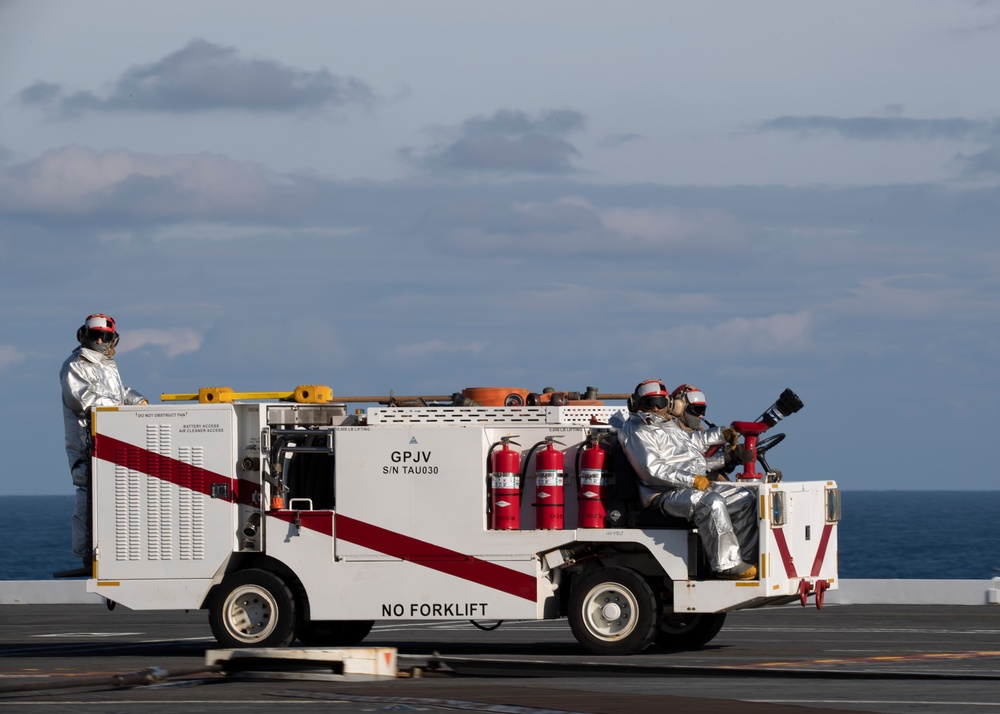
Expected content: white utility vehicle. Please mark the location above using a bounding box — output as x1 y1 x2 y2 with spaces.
86 385 839 655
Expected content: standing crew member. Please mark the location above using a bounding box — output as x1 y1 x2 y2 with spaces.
60 314 147 575
611 379 758 580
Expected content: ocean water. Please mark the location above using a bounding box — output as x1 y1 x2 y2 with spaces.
1 492 998 581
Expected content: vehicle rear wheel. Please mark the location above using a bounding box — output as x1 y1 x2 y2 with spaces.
568 567 658 655
209 569 296 648
297 619 374 646
654 612 726 649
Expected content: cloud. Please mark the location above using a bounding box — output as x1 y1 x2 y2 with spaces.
952 146 1000 177
431 196 746 255
0 345 26 372
757 115 1000 142
401 109 586 174
831 274 978 319
600 204 745 250
640 312 814 357
0 145 310 221
18 39 375 118
117 328 202 358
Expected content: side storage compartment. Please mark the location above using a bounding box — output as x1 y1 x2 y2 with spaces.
91 404 239 594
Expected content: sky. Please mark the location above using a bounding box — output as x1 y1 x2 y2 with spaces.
2 0 999 496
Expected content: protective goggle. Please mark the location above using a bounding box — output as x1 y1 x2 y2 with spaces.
644 395 669 411
86 329 117 342
685 403 706 417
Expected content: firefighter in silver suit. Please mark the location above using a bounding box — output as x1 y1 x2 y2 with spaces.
670 383 752 480
611 379 758 580
60 314 147 572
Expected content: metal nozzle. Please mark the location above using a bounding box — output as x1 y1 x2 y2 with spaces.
758 388 804 428
241 513 261 538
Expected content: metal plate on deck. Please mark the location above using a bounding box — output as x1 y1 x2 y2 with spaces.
206 647 397 681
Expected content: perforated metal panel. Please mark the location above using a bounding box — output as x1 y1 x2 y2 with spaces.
267 404 348 426
366 406 627 425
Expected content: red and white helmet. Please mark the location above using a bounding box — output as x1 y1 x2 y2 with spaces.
670 383 707 419
630 378 670 412
77 313 120 353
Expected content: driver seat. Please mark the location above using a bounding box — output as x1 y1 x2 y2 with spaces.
604 440 691 529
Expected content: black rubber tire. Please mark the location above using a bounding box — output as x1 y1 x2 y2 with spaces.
208 569 297 648
296 619 374 647
654 612 727 650
568 567 658 655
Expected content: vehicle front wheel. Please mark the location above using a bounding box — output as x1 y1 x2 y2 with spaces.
209 569 296 648
297 620 374 647
568 567 658 655
654 612 726 650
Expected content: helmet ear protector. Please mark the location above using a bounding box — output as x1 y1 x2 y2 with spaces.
668 395 687 418
670 383 707 418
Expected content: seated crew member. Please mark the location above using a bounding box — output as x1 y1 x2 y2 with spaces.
670 383 752 481
610 379 758 580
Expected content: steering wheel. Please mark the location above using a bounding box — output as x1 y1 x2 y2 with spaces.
755 433 785 457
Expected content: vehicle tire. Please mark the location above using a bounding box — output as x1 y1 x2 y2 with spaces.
568 567 658 655
654 612 726 650
297 619 374 647
209 569 296 648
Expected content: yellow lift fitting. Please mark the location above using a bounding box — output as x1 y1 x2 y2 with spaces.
161 385 334 404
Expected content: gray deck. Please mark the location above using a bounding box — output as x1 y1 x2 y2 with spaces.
1 600 998 713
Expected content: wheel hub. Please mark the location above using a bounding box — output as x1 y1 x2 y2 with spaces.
584 585 636 639
241 598 267 625
601 602 623 621
225 587 276 640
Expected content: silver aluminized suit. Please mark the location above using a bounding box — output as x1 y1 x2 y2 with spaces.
60 346 146 559
610 410 758 572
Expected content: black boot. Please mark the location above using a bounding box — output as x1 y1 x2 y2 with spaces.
53 556 92 579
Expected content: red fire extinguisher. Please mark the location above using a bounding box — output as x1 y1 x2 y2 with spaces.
489 436 521 530
534 437 565 530
577 434 611 529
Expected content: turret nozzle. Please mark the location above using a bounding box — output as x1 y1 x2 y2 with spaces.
758 388 804 428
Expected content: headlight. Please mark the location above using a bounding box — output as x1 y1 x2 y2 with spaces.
770 491 788 527
825 488 842 523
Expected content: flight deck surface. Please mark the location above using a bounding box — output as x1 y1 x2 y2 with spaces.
1 603 998 713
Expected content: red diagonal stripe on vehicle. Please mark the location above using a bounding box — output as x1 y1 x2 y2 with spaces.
335 514 538 602
771 528 797 579
810 523 835 577
92 433 257 505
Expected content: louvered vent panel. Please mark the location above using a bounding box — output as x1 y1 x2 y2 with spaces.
115 445 141 560
178 446 206 560
145 425 173 560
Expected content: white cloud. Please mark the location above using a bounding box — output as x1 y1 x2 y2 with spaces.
600 205 746 250
440 196 746 255
0 145 298 219
832 274 971 319
640 312 814 357
117 328 202 358
0 345 26 372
